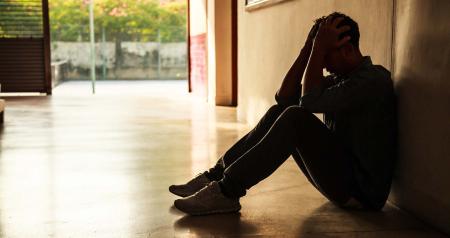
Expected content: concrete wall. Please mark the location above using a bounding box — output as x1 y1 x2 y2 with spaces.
237 0 393 124
236 0 450 234
389 0 450 234
51 42 187 80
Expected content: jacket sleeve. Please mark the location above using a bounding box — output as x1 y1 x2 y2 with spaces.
299 75 379 113
274 87 301 106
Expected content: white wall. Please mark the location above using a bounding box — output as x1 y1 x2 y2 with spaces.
206 0 216 103
189 0 207 36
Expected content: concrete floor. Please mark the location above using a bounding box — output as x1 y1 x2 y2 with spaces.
0 81 446 237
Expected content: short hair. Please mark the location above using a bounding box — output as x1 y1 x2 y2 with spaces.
314 12 360 48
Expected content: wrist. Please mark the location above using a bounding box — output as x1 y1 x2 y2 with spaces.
311 44 327 58
302 38 314 50
300 45 312 57
299 48 310 58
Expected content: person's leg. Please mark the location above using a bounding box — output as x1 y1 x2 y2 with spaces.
291 149 319 190
206 104 288 181
169 104 290 198
221 106 354 205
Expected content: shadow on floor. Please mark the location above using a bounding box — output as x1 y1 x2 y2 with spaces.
295 202 443 237
172 205 258 236
169 200 445 237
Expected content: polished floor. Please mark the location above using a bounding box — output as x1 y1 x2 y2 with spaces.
0 81 446 237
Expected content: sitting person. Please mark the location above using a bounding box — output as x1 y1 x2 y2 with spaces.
169 12 397 215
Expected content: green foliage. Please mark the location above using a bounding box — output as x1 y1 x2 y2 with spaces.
0 0 43 38
49 0 186 42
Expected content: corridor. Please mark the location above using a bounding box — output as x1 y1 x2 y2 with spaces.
0 81 444 237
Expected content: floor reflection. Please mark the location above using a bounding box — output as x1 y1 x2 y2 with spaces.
174 212 258 236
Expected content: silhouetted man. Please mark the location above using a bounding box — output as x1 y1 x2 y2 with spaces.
170 12 397 215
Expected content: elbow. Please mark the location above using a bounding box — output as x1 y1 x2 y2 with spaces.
299 100 320 113
300 99 340 113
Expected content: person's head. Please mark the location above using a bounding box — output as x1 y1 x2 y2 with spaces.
314 12 362 75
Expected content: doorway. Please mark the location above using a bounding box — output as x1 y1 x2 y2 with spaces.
49 0 188 94
188 0 237 106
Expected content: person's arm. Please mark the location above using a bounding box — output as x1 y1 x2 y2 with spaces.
275 23 319 105
300 75 379 113
302 45 327 96
302 17 351 96
276 46 311 98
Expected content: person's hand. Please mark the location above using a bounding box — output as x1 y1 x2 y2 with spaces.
313 17 351 53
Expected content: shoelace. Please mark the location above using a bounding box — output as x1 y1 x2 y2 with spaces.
193 181 217 199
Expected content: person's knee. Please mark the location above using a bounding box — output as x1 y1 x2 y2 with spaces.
268 104 284 112
283 105 310 117
266 104 286 116
278 106 316 127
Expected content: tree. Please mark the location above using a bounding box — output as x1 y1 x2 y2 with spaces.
158 1 187 42
49 0 186 42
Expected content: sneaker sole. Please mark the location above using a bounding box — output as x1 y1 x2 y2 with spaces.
174 202 241 216
188 207 242 216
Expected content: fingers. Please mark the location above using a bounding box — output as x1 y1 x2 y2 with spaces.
336 36 351 47
324 17 349 30
337 25 351 33
324 16 341 27
325 16 333 25
327 17 350 35
331 17 344 27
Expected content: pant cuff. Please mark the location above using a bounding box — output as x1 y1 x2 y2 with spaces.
220 174 246 198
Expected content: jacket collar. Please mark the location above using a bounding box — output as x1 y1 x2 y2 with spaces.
345 56 372 78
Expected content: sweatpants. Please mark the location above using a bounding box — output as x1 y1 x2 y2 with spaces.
206 104 363 206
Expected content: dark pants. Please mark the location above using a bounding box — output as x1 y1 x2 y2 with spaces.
207 104 358 205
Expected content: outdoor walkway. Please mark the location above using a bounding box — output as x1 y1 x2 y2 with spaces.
0 81 445 237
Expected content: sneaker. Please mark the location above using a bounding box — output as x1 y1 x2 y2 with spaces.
174 181 241 216
169 173 211 197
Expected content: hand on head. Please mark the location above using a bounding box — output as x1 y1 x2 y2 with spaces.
313 16 351 53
